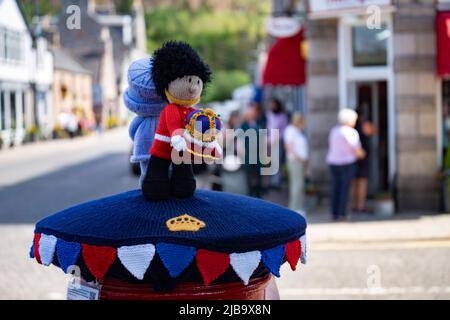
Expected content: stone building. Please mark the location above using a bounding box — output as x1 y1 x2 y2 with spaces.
53 0 147 128
52 47 94 131
270 0 450 211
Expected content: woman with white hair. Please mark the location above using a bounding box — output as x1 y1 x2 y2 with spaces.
327 108 366 221
284 113 309 216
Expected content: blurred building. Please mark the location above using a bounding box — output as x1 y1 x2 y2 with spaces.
47 0 147 129
0 0 53 147
52 47 94 131
268 0 450 211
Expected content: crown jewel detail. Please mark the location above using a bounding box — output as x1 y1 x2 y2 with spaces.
166 214 206 232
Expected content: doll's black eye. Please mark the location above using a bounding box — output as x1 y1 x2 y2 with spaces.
188 78 191 83
197 80 200 84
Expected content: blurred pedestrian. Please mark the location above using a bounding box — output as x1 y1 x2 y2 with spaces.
327 108 366 221
284 113 309 216
266 98 289 189
351 106 377 213
221 110 247 195
240 102 266 198
67 112 78 139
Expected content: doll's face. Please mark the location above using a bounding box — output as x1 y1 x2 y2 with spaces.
167 75 203 105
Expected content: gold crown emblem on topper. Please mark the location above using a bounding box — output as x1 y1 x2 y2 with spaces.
166 214 206 232
185 108 221 143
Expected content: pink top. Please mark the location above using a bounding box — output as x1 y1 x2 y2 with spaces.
266 111 289 144
326 125 361 165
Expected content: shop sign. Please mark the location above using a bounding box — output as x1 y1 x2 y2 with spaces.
309 0 392 14
266 16 302 38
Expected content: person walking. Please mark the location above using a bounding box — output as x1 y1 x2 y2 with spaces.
284 113 309 216
266 98 289 189
351 107 377 213
241 102 266 198
327 108 366 221
220 110 247 195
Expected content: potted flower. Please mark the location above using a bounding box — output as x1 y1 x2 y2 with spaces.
24 126 39 143
441 148 450 212
374 191 395 217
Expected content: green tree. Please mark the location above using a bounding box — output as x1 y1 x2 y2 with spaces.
202 70 250 103
18 0 60 23
115 0 133 14
145 3 269 101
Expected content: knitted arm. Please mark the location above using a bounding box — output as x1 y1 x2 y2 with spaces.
129 116 145 141
165 104 184 136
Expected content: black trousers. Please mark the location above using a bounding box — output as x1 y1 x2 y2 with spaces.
330 163 357 218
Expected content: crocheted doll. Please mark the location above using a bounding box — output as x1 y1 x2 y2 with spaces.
124 58 166 184
142 41 220 201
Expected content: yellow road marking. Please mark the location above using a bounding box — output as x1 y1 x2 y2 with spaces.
310 238 450 251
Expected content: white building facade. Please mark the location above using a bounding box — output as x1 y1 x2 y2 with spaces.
0 0 53 148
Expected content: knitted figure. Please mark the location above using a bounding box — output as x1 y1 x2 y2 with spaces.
142 41 219 201
124 58 166 184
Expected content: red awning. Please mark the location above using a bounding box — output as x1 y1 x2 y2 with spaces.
437 12 450 78
262 30 306 86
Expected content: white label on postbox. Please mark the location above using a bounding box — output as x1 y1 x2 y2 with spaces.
67 281 100 300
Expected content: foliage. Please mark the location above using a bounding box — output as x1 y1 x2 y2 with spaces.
115 0 133 15
444 148 450 170
18 0 60 23
144 4 269 75
202 69 250 103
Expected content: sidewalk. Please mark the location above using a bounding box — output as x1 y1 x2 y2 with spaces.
263 187 450 245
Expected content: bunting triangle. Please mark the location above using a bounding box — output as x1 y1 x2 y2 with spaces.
56 239 81 273
196 249 230 285
39 234 57 266
29 241 35 259
261 245 285 277
156 243 196 278
81 244 116 280
118 244 155 280
33 233 42 264
230 251 261 285
300 234 307 264
285 240 301 271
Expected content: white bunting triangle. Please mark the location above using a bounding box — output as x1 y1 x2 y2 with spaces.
230 251 261 285
39 234 57 266
300 234 307 264
118 244 155 280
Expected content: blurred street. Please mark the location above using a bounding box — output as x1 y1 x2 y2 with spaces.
0 127 449 299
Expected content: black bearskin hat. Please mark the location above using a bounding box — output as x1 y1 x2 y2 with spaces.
151 41 212 101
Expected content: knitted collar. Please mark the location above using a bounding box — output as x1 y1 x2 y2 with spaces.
124 90 166 117
165 89 200 106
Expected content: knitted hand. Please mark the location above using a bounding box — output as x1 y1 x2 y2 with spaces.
214 141 223 157
171 135 187 152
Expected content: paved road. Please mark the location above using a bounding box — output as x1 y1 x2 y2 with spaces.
0 128 139 299
1 127 449 299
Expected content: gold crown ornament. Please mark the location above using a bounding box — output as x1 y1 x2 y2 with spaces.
185 108 221 143
166 214 206 232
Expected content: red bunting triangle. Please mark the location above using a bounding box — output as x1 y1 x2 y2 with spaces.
286 240 301 271
196 249 230 285
34 233 42 264
81 244 116 280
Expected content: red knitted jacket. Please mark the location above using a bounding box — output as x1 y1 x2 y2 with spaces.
150 103 196 160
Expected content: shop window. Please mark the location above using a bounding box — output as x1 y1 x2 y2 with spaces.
61 85 68 99
0 27 5 61
0 91 5 130
352 24 388 67
10 93 16 129
5 30 23 62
